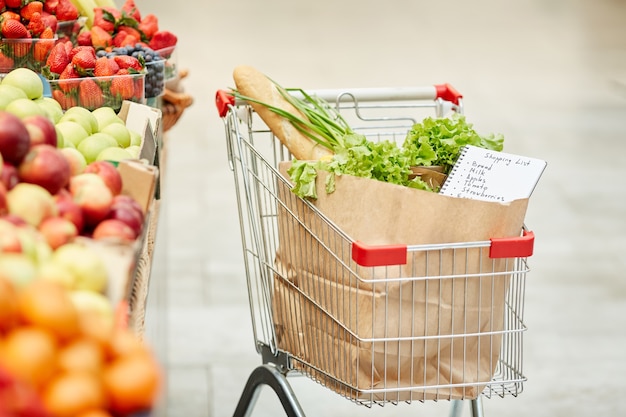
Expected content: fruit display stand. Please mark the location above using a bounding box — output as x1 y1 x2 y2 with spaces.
160 69 193 133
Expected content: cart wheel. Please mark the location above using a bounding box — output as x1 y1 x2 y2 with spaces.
233 364 306 417
448 397 485 417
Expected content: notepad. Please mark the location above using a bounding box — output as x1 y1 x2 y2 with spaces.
439 145 547 203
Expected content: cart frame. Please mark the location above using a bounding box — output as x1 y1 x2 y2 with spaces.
216 84 530 417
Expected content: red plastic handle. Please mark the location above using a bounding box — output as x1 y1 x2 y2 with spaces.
351 241 407 267
216 89 235 118
434 83 463 105
489 229 535 259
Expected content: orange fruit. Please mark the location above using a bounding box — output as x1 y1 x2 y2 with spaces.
103 352 162 414
0 326 58 390
105 327 150 360
42 371 106 417
17 279 80 341
57 337 105 375
76 410 114 417
0 277 18 333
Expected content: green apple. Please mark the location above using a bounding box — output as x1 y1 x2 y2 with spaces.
54 126 65 148
55 121 89 148
36 261 76 289
125 145 141 158
77 133 118 163
59 109 96 135
96 146 134 162
129 129 142 147
0 84 28 110
4 98 47 119
100 122 131 148
91 106 124 131
0 253 38 288
70 290 114 330
50 243 108 292
34 97 64 124
1 68 44 100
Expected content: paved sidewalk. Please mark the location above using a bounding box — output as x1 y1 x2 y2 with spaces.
136 0 626 416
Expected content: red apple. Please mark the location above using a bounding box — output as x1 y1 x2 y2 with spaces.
54 190 85 233
106 203 143 237
111 194 144 217
0 162 19 190
38 216 78 249
22 114 58 148
92 218 137 242
0 182 7 216
18 144 71 195
83 160 123 196
0 111 31 166
70 173 113 228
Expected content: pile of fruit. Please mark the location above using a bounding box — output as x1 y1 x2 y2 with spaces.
0 65 162 416
0 278 162 417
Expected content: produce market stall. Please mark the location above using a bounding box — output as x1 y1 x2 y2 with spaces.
0 0 191 414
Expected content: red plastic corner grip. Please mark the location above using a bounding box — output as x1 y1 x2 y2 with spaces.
434 83 463 105
216 89 235 118
489 230 535 259
351 241 408 267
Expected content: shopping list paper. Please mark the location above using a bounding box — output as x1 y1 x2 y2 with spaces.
439 145 547 203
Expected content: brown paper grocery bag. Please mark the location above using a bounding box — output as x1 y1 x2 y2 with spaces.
273 162 528 401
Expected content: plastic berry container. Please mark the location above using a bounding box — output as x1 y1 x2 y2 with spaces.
0 36 58 73
47 73 146 112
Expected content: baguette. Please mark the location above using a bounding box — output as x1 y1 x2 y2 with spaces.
233 65 333 161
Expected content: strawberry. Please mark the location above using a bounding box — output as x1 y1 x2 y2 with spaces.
0 51 15 72
68 45 94 61
148 30 177 51
117 25 142 41
5 0 22 8
118 33 138 48
34 26 54 62
113 55 142 71
0 11 21 21
110 68 135 100
93 7 120 32
46 41 70 74
113 30 129 47
20 1 43 21
62 39 73 56
26 11 45 36
138 13 158 39
94 56 113 77
107 56 120 74
43 0 59 14
90 25 112 50
78 78 104 109
76 30 92 46
55 0 79 21
1 19 29 39
40 12 58 33
52 89 77 110
58 63 80 92
121 0 141 22
72 48 97 75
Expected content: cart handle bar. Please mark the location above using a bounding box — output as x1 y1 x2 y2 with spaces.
215 84 463 118
352 229 534 267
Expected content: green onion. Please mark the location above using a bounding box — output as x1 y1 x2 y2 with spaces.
231 78 353 152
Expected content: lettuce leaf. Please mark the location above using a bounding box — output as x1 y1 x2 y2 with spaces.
288 114 504 199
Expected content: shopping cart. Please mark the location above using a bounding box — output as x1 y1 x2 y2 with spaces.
215 84 532 417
